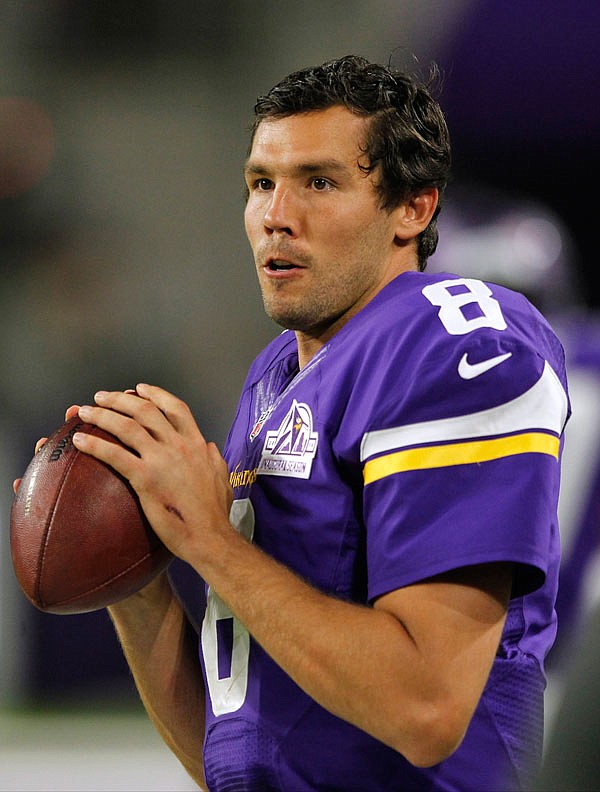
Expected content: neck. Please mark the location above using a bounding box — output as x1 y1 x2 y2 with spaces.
295 333 324 370
294 264 418 368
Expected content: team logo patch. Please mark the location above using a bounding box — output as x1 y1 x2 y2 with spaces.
257 400 318 479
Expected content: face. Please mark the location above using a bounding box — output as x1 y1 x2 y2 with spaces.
243 106 413 356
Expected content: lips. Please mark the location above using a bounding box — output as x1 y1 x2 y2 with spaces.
262 253 307 277
267 259 297 271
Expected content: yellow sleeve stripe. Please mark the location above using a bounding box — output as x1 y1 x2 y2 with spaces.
363 431 560 485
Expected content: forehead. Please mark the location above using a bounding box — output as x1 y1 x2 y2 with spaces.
247 106 370 170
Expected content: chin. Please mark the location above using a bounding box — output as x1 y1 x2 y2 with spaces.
263 300 303 330
267 311 303 331
262 295 336 335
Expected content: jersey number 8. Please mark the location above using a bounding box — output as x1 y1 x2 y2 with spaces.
201 499 254 715
422 277 507 335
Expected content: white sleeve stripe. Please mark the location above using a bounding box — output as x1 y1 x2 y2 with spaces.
360 361 568 463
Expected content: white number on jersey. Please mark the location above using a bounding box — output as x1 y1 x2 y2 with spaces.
422 278 507 335
201 499 254 715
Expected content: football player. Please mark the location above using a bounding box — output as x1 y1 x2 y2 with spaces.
40 57 571 791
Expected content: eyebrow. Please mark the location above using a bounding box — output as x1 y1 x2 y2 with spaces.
243 159 354 179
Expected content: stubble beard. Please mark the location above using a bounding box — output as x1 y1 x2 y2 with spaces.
259 266 372 337
260 282 332 333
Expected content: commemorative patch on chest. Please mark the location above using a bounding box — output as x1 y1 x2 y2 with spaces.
257 399 319 479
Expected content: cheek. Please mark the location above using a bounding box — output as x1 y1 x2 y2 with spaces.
325 225 372 269
243 205 253 240
243 200 262 244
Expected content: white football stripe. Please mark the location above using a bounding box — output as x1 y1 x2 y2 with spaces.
360 361 568 462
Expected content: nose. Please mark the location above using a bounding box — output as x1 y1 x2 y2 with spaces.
263 185 299 237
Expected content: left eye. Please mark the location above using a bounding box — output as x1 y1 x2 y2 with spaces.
312 178 330 190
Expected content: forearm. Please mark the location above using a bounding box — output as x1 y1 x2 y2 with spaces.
193 523 485 767
108 572 207 788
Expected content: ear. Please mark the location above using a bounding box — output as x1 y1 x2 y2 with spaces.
392 188 439 242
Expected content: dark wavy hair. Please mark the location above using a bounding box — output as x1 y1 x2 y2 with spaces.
250 55 451 270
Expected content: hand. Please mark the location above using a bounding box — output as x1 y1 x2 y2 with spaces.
12 404 81 495
71 385 234 566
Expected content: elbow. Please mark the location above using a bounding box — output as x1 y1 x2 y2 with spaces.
390 700 470 768
402 736 464 769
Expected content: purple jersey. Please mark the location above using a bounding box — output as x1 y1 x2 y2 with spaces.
199 271 569 792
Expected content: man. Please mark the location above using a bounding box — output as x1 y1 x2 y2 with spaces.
41 57 569 790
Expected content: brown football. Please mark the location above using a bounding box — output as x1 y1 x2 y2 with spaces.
10 416 173 614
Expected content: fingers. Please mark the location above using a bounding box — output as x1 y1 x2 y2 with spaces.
35 436 48 454
12 401 114 497
13 387 203 502
77 401 153 462
134 383 197 435
13 431 49 495
81 386 199 442
72 426 142 484
65 405 80 421
73 386 204 483
78 390 165 445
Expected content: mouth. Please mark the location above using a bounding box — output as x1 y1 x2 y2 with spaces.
263 256 305 274
267 260 297 271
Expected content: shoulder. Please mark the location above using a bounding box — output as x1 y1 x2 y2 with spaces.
342 270 556 352
339 271 569 433
371 270 560 353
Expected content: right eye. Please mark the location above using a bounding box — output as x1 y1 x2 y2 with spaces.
255 178 273 191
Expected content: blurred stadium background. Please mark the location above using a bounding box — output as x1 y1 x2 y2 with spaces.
1 1 598 789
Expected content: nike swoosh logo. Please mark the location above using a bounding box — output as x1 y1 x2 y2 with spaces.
458 351 513 380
